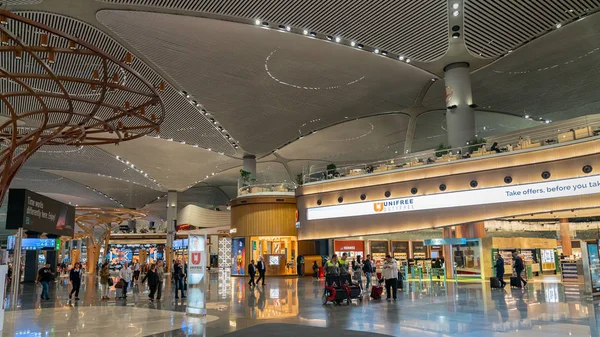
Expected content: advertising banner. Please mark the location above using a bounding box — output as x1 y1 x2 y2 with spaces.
6 189 75 237
231 238 246 275
187 234 207 316
307 174 600 221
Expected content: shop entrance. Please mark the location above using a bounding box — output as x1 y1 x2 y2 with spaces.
334 240 364 259
250 236 298 275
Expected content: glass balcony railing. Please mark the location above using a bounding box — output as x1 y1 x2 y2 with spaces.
237 179 297 196
303 116 600 184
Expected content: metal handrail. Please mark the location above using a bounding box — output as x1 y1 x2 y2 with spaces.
237 180 297 196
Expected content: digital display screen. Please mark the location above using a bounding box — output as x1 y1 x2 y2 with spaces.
588 243 600 293
7 236 56 251
269 255 280 266
6 189 75 237
173 238 189 250
108 244 164 270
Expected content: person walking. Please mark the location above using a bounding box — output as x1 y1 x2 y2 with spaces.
173 260 186 299
248 259 256 286
133 260 141 283
312 261 319 280
36 263 53 300
382 255 398 301
352 256 364 289
142 263 159 302
512 252 527 288
256 256 266 286
69 262 83 300
494 253 507 288
119 262 133 298
156 260 165 300
99 262 111 300
363 255 373 289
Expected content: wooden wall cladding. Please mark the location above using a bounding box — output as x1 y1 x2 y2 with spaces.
231 197 297 237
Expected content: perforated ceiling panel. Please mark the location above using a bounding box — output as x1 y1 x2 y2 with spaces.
14 11 237 155
4 0 42 5
464 0 600 58
97 0 449 62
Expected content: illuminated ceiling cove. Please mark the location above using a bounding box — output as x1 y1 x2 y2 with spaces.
2 0 600 224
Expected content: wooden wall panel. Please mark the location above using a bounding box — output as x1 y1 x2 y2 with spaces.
231 199 297 237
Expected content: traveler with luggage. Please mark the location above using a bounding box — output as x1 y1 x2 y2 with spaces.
512 252 527 288
363 255 373 289
493 253 506 288
382 254 398 301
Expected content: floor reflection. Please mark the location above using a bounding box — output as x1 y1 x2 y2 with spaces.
5 272 600 336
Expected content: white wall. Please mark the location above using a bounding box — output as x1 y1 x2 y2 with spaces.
177 204 230 228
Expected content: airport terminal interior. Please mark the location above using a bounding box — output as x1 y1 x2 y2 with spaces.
2 0 600 336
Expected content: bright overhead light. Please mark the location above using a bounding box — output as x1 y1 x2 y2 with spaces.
285 26 291 32
303 29 308 35
357 44 364 49
453 3 459 9
399 56 405 61
381 51 387 56
556 23 562 28
326 35 333 41
453 10 460 16
546 120 552 123
374 49 380 54
406 58 411 63
309 32 317 37
335 37 341 43
254 19 261 25
524 114 530 118
431 78 437 81
350 41 356 47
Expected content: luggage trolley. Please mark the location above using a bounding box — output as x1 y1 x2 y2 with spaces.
322 275 350 306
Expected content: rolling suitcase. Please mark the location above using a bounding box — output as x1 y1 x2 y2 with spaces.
490 277 501 289
510 276 521 288
370 285 383 300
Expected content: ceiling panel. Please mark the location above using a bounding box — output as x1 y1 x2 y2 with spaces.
464 0 600 58
14 11 237 155
97 0 449 62
44 170 165 208
470 11 600 122
278 114 409 163
97 136 241 191
96 10 434 154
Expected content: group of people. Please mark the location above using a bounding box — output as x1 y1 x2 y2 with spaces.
323 253 400 301
494 251 528 288
247 256 266 287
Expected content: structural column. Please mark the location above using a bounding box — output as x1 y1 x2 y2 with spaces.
442 227 454 279
166 190 178 273
45 234 59 272
23 231 40 283
243 155 257 179
455 222 485 239
444 62 476 149
560 218 572 256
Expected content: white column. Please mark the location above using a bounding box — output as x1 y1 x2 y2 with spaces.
166 191 178 248
444 62 476 148
243 155 257 179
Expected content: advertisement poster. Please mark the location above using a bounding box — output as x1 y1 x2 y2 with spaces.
187 234 207 316
108 244 164 270
6 189 75 237
231 238 246 275
587 243 600 293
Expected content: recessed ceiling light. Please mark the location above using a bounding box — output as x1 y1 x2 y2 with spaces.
303 29 308 35
546 120 552 123
326 35 333 41
508 50 513 53
399 56 405 61
334 37 341 43
254 19 261 25
357 44 364 49
524 114 530 118
431 78 437 81
350 41 356 47
310 32 317 37
374 49 380 54
261 22 269 27
556 23 562 28
406 58 411 63
285 26 291 32
453 3 459 9
452 32 460 38
381 51 387 56
453 10 460 16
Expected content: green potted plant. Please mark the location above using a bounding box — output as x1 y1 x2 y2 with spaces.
239 169 252 182
326 163 337 177
295 173 304 186
468 137 487 153
434 143 451 157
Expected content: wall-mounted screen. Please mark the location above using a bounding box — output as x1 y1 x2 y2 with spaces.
108 244 164 270
7 236 56 251
6 189 75 237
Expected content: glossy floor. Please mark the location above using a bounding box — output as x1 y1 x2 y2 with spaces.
3 272 600 337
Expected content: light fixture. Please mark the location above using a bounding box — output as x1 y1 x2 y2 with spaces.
524 114 530 118
508 50 513 53
453 10 460 16
254 19 261 25
357 44 364 49
399 56 405 61
381 51 387 56
452 32 460 38
545 120 551 124
261 22 269 27
326 35 333 41
556 23 562 28
374 49 380 54
335 37 341 43
406 58 411 63
350 41 356 47
285 26 291 32
310 32 317 37
303 29 308 35
431 78 437 82
453 3 459 9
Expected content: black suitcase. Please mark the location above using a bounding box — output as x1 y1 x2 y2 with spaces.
510 276 521 288
346 284 362 299
490 277 501 289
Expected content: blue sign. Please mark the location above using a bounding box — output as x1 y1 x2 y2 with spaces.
423 238 467 246
7 237 56 251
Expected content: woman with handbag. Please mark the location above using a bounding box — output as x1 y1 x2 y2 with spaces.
99 262 111 300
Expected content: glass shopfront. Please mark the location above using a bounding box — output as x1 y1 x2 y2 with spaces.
250 236 298 275
453 239 482 278
391 241 409 261
369 240 389 264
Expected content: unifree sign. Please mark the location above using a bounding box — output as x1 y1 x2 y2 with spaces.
306 174 600 221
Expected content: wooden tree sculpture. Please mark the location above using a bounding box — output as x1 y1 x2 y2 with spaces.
0 10 165 203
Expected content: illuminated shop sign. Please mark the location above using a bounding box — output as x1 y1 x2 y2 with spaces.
307 174 600 221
